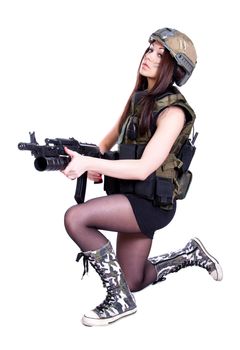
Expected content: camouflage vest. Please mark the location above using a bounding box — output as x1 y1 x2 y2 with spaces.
116 86 197 209
104 87 197 210
118 87 195 148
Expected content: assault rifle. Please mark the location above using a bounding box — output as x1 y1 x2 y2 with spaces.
18 132 118 203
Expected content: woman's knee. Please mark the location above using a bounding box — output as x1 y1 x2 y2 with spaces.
64 204 80 233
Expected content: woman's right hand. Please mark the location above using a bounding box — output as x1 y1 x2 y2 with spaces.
87 170 103 183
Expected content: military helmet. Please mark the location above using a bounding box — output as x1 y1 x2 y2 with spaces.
149 27 197 86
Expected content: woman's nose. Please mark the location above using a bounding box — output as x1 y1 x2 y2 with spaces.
146 51 154 61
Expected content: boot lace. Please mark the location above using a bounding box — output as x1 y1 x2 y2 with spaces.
157 250 211 282
95 286 117 313
76 252 117 312
76 252 89 278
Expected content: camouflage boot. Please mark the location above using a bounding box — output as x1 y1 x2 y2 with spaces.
76 241 137 326
149 237 223 283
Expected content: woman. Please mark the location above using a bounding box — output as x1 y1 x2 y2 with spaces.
62 28 223 327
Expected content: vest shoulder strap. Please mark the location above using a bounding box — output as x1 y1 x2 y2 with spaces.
153 87 194 121
153 88 196 155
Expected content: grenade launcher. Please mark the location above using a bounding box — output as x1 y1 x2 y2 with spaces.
18 132 117 204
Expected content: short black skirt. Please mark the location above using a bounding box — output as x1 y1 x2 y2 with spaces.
124 194 176 239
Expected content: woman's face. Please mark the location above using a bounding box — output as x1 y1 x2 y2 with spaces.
139 41 165 88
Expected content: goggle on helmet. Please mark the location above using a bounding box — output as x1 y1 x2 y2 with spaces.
149 27 197 86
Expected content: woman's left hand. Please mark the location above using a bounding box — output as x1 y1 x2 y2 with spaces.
62 147 87 180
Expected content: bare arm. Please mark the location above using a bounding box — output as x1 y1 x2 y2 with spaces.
63 106 185 180
87 116 120 181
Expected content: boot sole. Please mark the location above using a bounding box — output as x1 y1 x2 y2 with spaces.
192 237 223 281
82 307 137 327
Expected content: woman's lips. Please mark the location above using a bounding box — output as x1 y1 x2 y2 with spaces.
142 62 150 69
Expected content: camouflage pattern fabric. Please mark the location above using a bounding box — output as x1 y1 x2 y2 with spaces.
149 237 223 283
149 27 197 86
116 87 196 210
76 241 137 326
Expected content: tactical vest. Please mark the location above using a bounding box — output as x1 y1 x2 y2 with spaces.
104 86 197 210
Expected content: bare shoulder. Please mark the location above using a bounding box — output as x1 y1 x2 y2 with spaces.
156 106 185 126
157 106 185 123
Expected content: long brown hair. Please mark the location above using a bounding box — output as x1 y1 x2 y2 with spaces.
118 47 181 135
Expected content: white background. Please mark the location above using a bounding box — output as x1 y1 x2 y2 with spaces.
0 0 239 348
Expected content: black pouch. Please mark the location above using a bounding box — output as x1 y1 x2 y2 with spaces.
154 176 174 206
118 144 137 193
178 139 196 173
103 151 120 195
104 176 120 195
136 144 146 159
119 179 135 193
119 144 137 159
134 173 155 200
176 171 192 200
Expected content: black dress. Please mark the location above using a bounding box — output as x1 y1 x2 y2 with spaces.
124 193 176 239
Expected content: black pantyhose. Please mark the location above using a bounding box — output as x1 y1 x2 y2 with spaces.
64 194 157 291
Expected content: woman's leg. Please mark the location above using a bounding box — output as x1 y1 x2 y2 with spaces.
64 193 157 291
64 194 145 252
80 240 137 326
116 232 157 292
64 194 144 326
